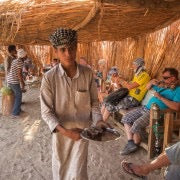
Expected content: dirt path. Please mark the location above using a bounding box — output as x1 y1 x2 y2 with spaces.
0 88 163 180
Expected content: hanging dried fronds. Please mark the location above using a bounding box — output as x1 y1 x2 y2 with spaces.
0 0 179 45
77 20 180 79
0 19 179 81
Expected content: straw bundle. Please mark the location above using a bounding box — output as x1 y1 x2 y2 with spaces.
77 19 180 79
0 0 179 45
0 18 179 80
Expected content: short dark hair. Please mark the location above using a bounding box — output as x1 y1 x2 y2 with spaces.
8 45 16 53
163 68 179 79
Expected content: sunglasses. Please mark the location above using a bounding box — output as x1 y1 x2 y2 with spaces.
163 76 172 80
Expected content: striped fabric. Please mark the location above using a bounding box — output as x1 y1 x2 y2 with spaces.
121 106 150 134
7 58 23 84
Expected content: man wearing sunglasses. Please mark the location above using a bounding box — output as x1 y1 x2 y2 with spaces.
120 67 180 155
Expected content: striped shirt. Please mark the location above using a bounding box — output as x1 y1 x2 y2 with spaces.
7 58 23 84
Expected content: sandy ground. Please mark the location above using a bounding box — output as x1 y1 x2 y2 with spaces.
0 88 163 180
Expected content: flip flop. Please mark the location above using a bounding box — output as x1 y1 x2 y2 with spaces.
121 161 146 179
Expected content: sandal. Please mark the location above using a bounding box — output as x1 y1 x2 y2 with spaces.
121 161 146 179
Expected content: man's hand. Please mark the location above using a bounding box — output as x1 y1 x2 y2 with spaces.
64 128 83 141
56 125 83 141
150 79 159 86
154 92 162 100
146 79 159 90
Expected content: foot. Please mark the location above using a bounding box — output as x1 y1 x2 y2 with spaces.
120 141 138 155
121 160 149 177
11 114 20 119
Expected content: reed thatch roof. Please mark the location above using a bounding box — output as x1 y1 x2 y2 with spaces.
0 20 179 80
0 0 180 45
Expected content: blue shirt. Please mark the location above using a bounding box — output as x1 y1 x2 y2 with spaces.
146 85 180 110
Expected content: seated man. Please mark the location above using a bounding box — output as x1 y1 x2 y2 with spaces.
121 142 180 180
101 58 150 122
120 67 180 155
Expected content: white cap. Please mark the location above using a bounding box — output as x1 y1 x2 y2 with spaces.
17 49 27 58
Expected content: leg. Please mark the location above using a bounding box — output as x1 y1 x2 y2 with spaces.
121 107 144 139
120 107 144 155
10 84 22 115
102 108 111 122
124 124 133 140
121 152 170 177
98 92 108 103
133 133 141 144
131 109 150 145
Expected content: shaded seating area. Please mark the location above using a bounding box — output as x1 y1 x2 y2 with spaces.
0 0 180 179
112 89 180 159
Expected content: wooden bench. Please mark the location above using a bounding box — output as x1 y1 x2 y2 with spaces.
111 90 180 159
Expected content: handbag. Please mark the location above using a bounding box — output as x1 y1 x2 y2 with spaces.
104 88 129 106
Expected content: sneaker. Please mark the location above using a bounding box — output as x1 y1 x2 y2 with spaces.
120 142 138 155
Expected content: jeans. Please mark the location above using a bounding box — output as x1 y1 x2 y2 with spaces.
9 84 22 115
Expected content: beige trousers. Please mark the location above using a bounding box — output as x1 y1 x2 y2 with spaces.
52 133 88 180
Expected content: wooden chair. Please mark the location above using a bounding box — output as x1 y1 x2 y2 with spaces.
163 110 180 151
148 109 180 159
112 107 180 159
147 108 156 159
110 89 180 159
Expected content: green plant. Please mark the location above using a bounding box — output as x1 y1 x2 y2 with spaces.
0 86 13 95
0 64 5 71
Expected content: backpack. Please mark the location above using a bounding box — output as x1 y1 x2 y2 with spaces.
104 88 129 106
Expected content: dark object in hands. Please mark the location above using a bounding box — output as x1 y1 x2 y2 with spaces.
82 127 103 141
81 127 120 142
104 88 129 106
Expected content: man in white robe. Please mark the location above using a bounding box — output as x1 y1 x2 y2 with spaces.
40 28 104 180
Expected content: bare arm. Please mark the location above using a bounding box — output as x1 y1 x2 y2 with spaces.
146 79 159 90
144 152 170 173
154 92 180 111
119 77 139 90
146 142 180 172
122 81 139 90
